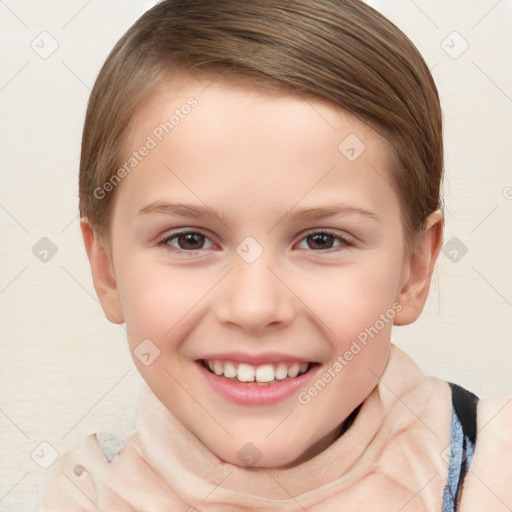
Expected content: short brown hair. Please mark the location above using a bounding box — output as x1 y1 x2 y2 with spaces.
79 0 443 247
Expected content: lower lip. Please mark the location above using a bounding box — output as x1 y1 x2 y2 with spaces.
195 361 320 406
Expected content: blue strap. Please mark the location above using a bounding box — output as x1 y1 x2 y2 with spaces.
442 383 478 512
442 407 476 511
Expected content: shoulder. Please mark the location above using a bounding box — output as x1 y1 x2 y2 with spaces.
476 393 512 439
459 394 512 511
38 431 134 512
474 393 512 461
38 433 104 512
38 425 191 511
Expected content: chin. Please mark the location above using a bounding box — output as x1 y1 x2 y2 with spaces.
212 433 331 469
222 449 302 469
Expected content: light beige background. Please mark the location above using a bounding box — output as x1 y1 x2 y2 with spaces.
0 1 511 510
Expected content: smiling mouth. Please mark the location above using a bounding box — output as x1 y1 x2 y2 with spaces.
199 359 317 384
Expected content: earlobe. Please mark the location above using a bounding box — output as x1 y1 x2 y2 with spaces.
80 220 124 324
394 210 444 326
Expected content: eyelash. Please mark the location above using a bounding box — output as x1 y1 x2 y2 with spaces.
157 229 355 255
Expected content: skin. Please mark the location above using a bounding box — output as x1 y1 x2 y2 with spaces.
81 72 443 468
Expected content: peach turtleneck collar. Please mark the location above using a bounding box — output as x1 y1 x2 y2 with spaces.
40 344 512 511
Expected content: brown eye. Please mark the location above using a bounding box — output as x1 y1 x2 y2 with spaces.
177 232 205 250
297 231 353 252
161 231 214 252
306 233 336 250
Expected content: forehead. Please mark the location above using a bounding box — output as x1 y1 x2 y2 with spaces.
125 70 387 155
115 72 399 227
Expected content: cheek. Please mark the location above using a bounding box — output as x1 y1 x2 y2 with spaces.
115 258 229 375
296 257 403 343
115 256 196 342
115 260 201 392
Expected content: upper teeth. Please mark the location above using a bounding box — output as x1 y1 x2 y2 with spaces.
206 360 309 383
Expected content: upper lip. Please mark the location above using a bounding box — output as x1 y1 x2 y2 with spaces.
198 352 315 365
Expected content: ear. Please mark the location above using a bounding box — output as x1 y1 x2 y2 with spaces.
80 219 124 324
394 210 443 326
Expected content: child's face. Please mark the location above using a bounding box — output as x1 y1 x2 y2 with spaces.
87 72 438 468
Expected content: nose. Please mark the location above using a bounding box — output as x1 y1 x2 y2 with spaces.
214 253 297 333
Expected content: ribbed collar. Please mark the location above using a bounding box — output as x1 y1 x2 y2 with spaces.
135 344 447 509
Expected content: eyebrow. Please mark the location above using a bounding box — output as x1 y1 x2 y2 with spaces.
138 201 229 222
286 204 378 222
138 201 379 223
